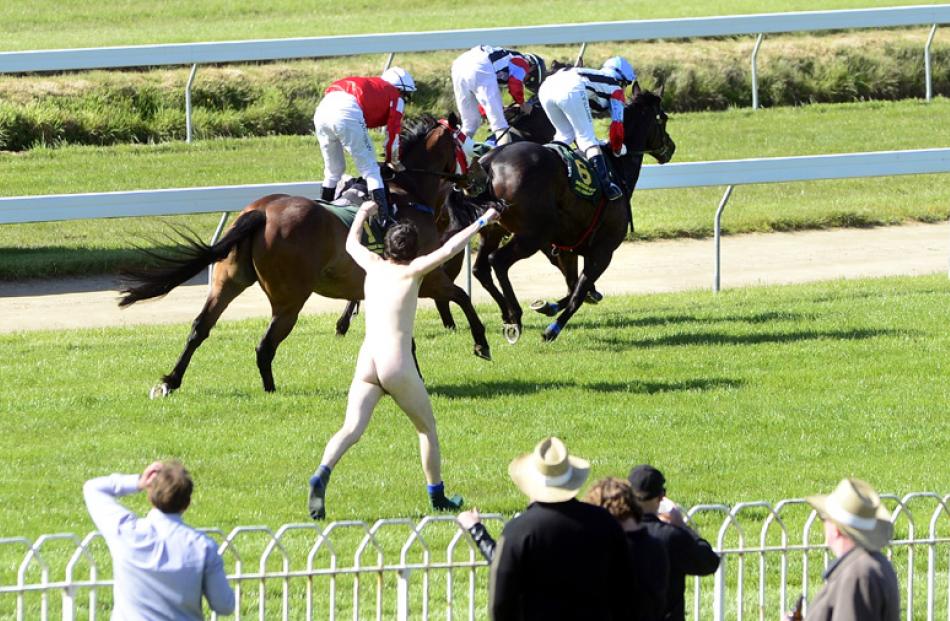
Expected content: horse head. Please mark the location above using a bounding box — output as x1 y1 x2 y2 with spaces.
623 82 676 164
398 114 458 176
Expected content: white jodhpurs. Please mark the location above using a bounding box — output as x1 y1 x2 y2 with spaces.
538 70 599 156
314 91 384 192
451 48 509 140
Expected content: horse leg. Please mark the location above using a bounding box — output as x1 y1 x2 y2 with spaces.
542 253 613 342
435 300 457 331
154 261 252 398
531 250 578 317
472 229 509 321
421 271 491 360
445 283 491 360
488 236 542 344
256 295 308 392
335 300 359 336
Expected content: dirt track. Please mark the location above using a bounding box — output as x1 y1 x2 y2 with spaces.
1 222 947 334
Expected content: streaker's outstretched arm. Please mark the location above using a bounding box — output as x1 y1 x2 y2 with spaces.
409 208 499 277
345 201 382 270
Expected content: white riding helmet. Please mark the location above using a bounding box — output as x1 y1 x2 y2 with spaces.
602 56 636 85
381 66 417 93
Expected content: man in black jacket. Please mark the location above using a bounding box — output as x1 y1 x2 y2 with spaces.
629 464 721 621
488 437 634 620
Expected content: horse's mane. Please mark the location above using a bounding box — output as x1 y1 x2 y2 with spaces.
399 113 439 157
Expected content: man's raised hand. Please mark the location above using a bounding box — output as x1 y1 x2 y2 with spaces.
138 461 164 491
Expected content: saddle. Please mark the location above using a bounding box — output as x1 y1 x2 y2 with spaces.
319 181 386 255
544 142 602 202
318 178 435 256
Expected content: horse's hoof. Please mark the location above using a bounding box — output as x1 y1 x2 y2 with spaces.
542 322 562 342
503 323 522 344
474 344 492 361
586 289 604 305
444 323 458 332
530 299 559 317
149 383 171 399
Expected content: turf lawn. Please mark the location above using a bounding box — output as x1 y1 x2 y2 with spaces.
1 98 947 279
2 0 946 51
1 274 948 538
1 274 949 618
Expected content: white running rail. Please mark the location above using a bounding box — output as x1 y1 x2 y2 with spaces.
1 493 947 621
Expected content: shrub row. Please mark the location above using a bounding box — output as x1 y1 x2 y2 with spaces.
0 34 945 151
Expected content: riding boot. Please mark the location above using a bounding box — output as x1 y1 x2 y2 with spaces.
371 188 393 229
320 185 336 202
589 153 623 201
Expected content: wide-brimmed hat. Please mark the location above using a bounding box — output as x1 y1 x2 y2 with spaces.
806 478 893 552
508 437 590 503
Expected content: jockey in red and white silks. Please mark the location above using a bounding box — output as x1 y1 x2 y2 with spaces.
314 67 416 226
451 46 544 156
538 57 636 201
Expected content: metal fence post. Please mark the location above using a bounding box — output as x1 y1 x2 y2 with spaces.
925 25 938 102
464 244 472 297
185 64 198 143
751 33 765 110
713 185 734 293
208 212 231 288
397 567 411 620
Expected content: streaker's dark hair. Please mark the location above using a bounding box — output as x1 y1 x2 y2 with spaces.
384 221 419 263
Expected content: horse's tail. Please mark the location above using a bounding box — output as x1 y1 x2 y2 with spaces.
118 209 266 307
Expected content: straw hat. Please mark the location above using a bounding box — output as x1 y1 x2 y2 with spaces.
508 437 590 503
806 478 893 552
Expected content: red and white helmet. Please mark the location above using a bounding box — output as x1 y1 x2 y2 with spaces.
381 66 417 93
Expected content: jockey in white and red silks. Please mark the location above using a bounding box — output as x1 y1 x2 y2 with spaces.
314 67 417 227
451 46 545 157
538 56 637 201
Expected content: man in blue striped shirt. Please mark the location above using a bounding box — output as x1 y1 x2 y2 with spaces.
83 461 235 620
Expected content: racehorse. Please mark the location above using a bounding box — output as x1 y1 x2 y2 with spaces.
470 83 675 342
119 115 488 396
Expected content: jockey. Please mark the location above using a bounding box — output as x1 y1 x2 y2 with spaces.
537 56 636 201
451 46 546 157
313 66 417 227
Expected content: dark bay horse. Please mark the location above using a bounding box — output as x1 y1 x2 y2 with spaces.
472 83 675 342
119 115 488 396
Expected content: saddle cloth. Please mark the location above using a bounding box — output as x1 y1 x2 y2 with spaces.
544 142 602 202
320 202 386 255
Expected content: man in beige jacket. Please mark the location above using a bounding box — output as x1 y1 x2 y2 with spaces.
791 478 899 621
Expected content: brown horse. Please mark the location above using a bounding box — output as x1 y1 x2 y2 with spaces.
119 115 489 396
471 83 675 342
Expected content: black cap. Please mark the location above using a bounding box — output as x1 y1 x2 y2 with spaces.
628 464 666 500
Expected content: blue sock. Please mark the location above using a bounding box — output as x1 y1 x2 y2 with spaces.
427 481 445 497
309 465 332 489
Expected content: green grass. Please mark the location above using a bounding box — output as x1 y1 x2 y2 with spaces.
2 0 946 51
1 274 948 537
1 30 944 149
1 98 947 279
1 275 949 618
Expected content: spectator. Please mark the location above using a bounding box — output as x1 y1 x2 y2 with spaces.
629 464 720 621
585 477 669 621
488 437 634 620
788 478 899 621
83 460 235 620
